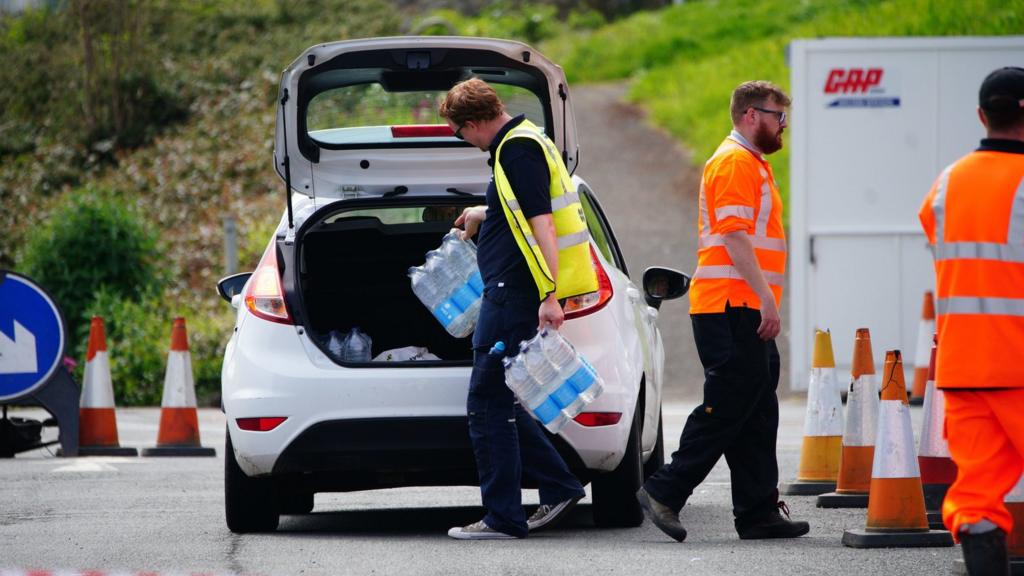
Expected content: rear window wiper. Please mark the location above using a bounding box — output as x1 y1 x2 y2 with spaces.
382 185 409 198
446 187 474 196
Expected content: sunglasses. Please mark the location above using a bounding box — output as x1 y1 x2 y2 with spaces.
752 107 787 125
453 123 466 140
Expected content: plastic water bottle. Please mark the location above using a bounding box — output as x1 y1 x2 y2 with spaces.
441 232 484 295
538 329 603 403
327 329 345 360
523 341 585 415
409 265 464 334
427 249 477 313
503 352 568 433
340 327 372 362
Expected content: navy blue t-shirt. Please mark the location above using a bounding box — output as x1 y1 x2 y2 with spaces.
475 115 552 292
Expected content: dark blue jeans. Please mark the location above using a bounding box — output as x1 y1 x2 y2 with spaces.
468 285 585 537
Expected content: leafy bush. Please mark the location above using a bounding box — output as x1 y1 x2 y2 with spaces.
82 290 233 406
19 187 161 343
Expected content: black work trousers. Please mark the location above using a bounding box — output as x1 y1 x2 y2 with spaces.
644 303 781 522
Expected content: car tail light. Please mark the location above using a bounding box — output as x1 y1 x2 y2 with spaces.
573 412 622 427
236 417 288 432
563 245 614 320
244 239 293 324
391 124 454 138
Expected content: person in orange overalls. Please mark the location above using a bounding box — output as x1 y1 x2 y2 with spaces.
918 66 1024 576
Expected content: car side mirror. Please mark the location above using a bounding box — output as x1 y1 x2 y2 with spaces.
643 267 690 310
217 272 252 306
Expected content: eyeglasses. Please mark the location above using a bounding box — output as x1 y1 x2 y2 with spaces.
453 124 465 140
752 107 787 125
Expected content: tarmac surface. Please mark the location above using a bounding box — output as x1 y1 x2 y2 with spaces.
0 403 960 576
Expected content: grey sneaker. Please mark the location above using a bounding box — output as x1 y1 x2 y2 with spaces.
527 495 583 532
447 519 518 540
636 487 687 542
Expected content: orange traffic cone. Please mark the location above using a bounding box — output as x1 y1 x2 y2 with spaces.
142 318 215 457
818 328 878 508
918 335 957 529
842 350 953 548
782 329 844 496
908 292 935 406
77 317 138 457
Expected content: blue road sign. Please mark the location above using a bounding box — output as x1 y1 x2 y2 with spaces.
0 271 66 402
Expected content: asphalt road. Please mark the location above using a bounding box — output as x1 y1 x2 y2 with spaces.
1 403 960 576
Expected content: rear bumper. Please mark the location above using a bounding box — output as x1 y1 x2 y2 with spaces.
223 310 635 477
270 416 590 492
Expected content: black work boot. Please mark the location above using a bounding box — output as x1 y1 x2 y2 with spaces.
735 500 810 540
960 528 1010 576
636 487 687 542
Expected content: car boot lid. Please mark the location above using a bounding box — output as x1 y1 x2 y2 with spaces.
273 36 579 202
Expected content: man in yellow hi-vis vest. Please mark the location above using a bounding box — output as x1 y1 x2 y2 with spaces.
440 78 594 540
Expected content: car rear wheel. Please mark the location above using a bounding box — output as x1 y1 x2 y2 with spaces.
591 401 644 528
643 409 665 480
225 430 280 533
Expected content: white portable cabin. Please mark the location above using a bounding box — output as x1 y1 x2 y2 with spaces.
788 36 1024 391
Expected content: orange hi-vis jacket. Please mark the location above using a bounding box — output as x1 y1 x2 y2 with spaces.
918 140 1024 389
690 131 787 314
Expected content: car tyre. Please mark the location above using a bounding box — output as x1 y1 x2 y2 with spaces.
591 401 644 528
225 430 280 533
642 408 665 480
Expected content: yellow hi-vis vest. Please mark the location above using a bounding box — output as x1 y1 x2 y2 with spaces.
493 119 598 301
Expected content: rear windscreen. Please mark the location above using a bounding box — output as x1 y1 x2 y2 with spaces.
306 83 546 147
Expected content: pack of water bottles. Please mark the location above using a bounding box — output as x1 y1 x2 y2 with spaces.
501 328 605 434
408 231 484 338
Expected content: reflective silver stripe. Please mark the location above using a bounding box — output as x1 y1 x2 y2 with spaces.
1009 175 1024 244
557 230 590 251
933 242 1024 263
715 205 755 220
756 173 772 238
699 180 710 236
525 234 538 247
693 265 784 287
937 297 1024 317
699 234 786 252
931 164 954 242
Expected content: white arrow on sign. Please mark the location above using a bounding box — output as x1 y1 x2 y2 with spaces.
0 320 38 375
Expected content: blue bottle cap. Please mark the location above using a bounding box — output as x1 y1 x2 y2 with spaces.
490 341 506 354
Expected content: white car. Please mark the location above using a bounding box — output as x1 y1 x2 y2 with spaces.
216 36 689 533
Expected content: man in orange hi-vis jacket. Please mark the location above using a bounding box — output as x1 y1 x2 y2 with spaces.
637 81 809 542
919 66 1024 576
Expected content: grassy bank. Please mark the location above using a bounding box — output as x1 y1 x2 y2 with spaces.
542 0 1023 202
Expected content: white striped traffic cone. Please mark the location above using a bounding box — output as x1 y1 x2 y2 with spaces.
782 329 844 496
77 316 137 457
142 318 215 457
818 327 878 508
909 291 934 405
918 335 956 529
842 350 953 548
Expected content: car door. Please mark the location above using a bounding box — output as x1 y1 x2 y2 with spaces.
577 182 662 447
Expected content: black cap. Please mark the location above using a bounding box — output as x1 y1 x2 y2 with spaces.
979 67 1024 112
